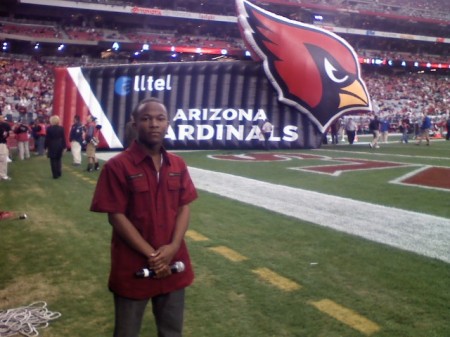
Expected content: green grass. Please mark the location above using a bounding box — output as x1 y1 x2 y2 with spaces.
1 138 449 337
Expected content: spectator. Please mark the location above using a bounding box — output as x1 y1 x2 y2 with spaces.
399 116 411 143
345 117 358 144
34 116 47 156
260 118 274 150
84 115 101 172
45 115 67 179
330 118 340 145
446 115 450 141
369 115 381 148
416 112 432 146
380 118 390 143
0 115 12 181
69 115 85 166
13 118 31 160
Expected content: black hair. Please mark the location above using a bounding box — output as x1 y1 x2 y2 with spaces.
132 97 168 121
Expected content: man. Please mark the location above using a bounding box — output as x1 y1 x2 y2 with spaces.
34 117 47 156
345 117 358 145
446 115 450 141
69 115 85 166
369 115 381 148
124 115 137 149
416 112 432 146
261 119 273 150
380 118 390 143
13 118 31 160
0 115 12 180
90 97 198 337
84 115 101 172
45 115 67 179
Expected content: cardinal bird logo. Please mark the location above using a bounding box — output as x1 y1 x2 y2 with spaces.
236 0 372 132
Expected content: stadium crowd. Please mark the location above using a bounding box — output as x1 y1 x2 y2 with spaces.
1 18 446 64
67 0 450 22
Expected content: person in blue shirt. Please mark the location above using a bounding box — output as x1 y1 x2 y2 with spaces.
416 112 432 146
380 118 390 143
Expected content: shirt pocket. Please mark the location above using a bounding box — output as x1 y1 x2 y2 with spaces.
167 173 182 191
127 173 149 193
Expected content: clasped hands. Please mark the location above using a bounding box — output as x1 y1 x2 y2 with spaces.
146 244 177 279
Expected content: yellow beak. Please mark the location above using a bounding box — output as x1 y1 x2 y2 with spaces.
338 79 369 109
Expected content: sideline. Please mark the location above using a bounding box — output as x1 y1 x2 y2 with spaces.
96 152 450 264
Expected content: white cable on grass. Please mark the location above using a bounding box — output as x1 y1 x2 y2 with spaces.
0 302 61 337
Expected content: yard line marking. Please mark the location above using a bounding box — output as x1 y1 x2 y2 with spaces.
186 230 209 242
209 246 248 262
252 267 301 292
309 299 380 336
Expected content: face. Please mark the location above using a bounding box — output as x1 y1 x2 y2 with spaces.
134 101 169 149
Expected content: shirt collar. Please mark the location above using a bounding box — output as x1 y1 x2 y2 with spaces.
127 140 171 167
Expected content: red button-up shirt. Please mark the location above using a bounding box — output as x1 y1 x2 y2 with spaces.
90 142 198 299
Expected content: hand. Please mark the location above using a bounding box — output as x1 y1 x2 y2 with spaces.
147 244 178 278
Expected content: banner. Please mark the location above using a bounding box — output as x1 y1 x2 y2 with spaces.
53 61 324 150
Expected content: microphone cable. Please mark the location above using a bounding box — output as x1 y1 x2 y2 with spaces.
0 301 61 337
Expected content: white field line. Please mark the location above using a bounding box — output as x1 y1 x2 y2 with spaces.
189 167 450 264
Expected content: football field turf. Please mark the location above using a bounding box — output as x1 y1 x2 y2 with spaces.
1 135 449 336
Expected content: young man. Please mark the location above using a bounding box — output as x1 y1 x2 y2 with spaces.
90 97 198 337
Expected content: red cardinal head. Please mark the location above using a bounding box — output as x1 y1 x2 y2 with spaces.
237 0 372 132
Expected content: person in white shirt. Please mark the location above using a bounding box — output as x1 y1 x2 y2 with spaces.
261 119 273 150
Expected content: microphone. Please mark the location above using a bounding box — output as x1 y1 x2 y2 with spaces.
135 261 185 278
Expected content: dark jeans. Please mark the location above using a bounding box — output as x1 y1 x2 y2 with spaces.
347 130 356 144
50 158 62 178
36 136 46 155
113 289 185 337
263 133 271 150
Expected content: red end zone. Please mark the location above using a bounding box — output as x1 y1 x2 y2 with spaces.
397 167 450 191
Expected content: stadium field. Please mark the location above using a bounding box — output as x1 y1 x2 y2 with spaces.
1 135 449 337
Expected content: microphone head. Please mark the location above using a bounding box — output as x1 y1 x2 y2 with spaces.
174 261 185 273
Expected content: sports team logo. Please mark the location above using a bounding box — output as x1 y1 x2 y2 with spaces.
236 0 372 132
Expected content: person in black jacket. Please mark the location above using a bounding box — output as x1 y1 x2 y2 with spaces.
0 114 12 180
45 115 67 179
446 115 450 141
369 115 381 148
69 115 85 166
